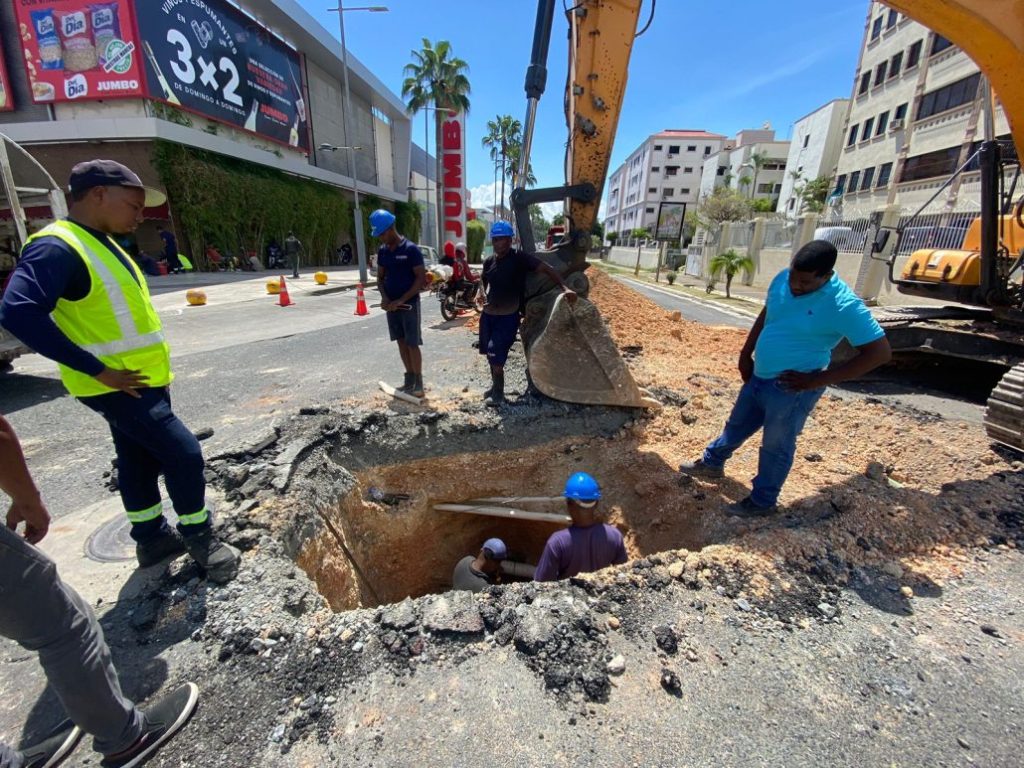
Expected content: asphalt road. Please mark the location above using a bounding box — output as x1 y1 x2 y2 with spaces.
0 284 482 521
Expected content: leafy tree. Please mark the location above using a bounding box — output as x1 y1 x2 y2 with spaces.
748 151 767 199
481 114 521 213
529 204 550 235
606 230 619 245
394 200 422 243
402 40 471 244
694 187 753 232
800 176 831 213
738 175 752 194
591 220 605 241
631 227 650 239
752 198 775 213
552 212 566 226
505 141 536 188
466 219 486 263
709 248 755 298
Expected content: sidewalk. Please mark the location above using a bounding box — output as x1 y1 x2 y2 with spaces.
146 266 366 311
592 261 765 315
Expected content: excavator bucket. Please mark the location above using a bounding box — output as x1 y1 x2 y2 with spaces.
527 293 661 409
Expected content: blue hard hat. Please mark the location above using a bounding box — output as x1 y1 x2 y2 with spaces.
490 220 514 239
369 209 396 237
564 472 601 502
482 538 507 561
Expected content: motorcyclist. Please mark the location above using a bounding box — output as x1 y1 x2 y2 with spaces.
440 241 456 268
452 242 477 304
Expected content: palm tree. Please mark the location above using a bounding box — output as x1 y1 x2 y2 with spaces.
748 151 767 199
709 248 755 298
481 119 501 215
480 114 521 215
402 40 471 238
505 140 536 188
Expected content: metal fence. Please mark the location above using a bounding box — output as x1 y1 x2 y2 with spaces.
893 209 980 256
811 215 873 254
762 220 796 249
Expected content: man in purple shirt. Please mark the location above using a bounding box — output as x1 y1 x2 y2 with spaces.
534 472 628 582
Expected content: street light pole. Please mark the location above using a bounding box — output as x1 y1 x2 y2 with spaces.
329 3 387 285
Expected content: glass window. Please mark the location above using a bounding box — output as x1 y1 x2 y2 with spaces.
668 145 680 155
877 162 893 187
907 40 923 69
645 207 654 213
680 188 691 195
684 167 693 173
651 166 660 172
665 166 679 176
704 146 712 155
895 102 908 120
861 167 875 190
653 144 663 151
871 16 884 40
648 187 657 193
900 146 961 182
757 183 773 194
889 52 903 77
861 118 875 141
874 62 887 87
687 145 697 152
848 124 859 146
836 174 847 193
716 167 726 176
803 135 810 148
887 9 899 28
917 74 980 121
848 171 861 193
662 188 674 198
931 34 953 55
876 111 890 135
859 72 871 95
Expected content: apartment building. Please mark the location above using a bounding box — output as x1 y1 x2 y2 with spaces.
777 99 851 216
699 127 790 206
832 1 1011 216
602 129 728 237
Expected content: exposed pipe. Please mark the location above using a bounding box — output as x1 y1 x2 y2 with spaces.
500 560 537 579
434 503 571 525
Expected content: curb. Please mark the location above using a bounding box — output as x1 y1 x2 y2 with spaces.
614 276 760 320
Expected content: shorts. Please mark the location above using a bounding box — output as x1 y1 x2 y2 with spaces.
479 311 520 366
386 299 422 346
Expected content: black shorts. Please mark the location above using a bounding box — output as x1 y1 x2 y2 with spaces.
479 312 520 366
386 299 422 346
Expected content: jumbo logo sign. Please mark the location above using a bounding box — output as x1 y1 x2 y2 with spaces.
441 111 467 239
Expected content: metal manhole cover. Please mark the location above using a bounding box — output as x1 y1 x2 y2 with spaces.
85 503 179 563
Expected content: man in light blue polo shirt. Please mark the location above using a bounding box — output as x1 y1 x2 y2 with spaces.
680 240 892 516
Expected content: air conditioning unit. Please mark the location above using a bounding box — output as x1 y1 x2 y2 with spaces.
889 119 905 131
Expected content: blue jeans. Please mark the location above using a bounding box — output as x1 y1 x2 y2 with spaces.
703 376 825 507
79 387 209 542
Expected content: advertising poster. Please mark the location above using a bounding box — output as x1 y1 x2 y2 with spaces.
137 0 309 152
441 111 467 240
13 0 144 103
0 52 12 111
655 201 687 242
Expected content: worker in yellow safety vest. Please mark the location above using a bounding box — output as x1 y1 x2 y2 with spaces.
0 160 239 583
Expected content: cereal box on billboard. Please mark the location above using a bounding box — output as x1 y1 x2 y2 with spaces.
13 1 144 103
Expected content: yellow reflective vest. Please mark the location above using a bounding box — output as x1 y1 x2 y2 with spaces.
25 220 172 397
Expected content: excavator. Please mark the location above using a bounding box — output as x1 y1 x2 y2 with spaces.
511 0 1024 451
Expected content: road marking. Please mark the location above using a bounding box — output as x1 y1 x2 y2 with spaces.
613 276 758 322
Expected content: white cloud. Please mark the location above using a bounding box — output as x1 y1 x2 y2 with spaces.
468 183 564 223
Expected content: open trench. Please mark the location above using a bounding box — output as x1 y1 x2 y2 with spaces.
274 406 706 612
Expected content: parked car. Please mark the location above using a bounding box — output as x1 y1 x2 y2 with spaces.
813 226 864 251
420 245 438 266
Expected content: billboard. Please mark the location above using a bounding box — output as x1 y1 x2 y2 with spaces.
655 201 687 242
440 111 467 240
137 0 309 152
13 0 145 103
0 50 12 111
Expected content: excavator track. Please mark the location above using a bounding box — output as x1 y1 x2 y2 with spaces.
985 362 1024 452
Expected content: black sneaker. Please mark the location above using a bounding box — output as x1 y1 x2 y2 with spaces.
725 496 778 517
20 720 82 768
398 372 415 393
136 528 186 568
484 391 506 408
101 683 198 768
181 529 240 584
678 459 725 479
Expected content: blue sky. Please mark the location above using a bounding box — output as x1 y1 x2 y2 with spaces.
298 0 868 208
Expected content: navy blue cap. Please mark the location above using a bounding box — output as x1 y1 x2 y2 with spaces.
68 160 166 207
482 538 507 561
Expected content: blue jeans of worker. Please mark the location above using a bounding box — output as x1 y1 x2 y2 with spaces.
79 387 210 543
0 527 144 767
702 376 825 508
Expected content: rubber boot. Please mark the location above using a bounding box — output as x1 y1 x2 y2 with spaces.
410 374 425 399
485 370 505 408
399 372 415 393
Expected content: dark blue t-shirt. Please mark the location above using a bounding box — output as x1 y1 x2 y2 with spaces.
377 238 424 303
481 249 542 315
159 230 177 259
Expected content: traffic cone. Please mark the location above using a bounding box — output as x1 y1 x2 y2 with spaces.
278 275 294 307
354 283 369 316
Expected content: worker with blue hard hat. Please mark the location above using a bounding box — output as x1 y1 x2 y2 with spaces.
534 472 627 582
478 220 577 406
370 208 428 397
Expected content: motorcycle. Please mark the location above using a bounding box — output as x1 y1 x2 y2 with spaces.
438 277 482 321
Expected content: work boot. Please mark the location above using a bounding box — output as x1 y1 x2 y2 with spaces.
398 372 415 393
678 459 724 479
181 529 240 584
409 375 425 399
484 370 505 408
725 496 778 518
101 683 198 768
19 720 82 768
136 527 187 569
